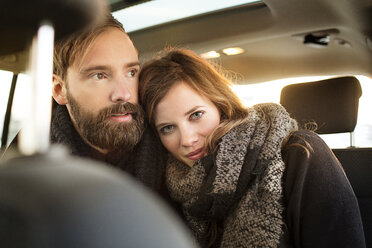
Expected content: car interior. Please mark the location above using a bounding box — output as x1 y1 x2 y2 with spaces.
0 0 196 247
115 1 372 245
280 76 372 247
0 0 371 247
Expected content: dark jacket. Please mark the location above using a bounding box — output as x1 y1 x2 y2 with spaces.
280 130 366 248
164 103 365 248
50 104 169 199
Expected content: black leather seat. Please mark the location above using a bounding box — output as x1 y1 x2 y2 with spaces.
280 76 371 248
332 148 372 247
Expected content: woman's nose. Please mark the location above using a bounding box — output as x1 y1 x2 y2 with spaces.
180 127 199 147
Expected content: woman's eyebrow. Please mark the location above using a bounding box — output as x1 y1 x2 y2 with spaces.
155 105 205 129
155 122 170 129
184 106 204 116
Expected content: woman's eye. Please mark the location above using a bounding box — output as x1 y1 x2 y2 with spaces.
127 69 138 77
92 73 105 80
190 111 204 120
159 125 174 134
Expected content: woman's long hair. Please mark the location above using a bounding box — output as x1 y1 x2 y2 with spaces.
139 48 248 152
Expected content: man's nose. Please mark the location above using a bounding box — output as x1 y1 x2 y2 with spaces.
110 79 131 103
180 127 199 147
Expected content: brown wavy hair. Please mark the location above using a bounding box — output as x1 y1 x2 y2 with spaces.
139 48 249 152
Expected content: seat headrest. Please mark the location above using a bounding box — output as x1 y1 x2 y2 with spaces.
0 150 196 248
280 76 362 134
0 0 107 56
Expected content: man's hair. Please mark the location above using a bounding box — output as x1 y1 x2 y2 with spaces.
53 13 125 80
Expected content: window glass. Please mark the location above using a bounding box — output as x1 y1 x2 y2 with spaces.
0 71 31 147
7 74 32 145
2 70 371 149
352 77 372 147
0 70 13 146
232 75 372 148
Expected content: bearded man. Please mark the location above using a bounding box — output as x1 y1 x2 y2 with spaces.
51 13 166 196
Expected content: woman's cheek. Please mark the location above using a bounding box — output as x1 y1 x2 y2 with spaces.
160 135 177 155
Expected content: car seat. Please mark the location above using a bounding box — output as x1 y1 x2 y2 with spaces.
280 76 371 248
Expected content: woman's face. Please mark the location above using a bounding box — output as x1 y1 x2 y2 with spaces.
154 81 220 167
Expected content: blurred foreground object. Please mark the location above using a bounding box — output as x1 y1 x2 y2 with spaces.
0 147 196 248
0 1 197 247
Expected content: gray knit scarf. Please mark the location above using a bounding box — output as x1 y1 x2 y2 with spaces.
166 103 298 248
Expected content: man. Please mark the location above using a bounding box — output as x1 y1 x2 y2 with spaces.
51 13 166 196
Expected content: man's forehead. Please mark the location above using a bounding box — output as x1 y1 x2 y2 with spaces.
74 28 139 72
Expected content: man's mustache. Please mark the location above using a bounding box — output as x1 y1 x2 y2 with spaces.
97 103 142 121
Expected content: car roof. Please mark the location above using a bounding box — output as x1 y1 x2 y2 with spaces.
125 0 372 84
1 0 371 85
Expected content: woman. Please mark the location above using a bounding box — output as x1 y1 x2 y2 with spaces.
139 49 365 248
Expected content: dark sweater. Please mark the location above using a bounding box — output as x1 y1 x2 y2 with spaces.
280 130 366 248
50 104 169 199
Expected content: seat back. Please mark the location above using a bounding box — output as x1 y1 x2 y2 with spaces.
0 150 196 248
280 76 371 247
333 148 372 247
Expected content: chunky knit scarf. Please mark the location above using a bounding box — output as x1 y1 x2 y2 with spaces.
50 103 166 192
166 103 298 247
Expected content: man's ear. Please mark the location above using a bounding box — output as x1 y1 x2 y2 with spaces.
52 74 68 105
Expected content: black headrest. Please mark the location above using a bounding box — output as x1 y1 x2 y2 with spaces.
280 76 362 134
0 0 107 56
0 149 196 248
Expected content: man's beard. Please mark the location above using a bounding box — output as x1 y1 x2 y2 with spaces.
66 93 145 153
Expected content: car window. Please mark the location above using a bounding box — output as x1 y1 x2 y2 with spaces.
232 75 372 148
0 70 31 147
1 70 370 149
0 70 13 146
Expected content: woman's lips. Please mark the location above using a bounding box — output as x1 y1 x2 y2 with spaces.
186 148 204 160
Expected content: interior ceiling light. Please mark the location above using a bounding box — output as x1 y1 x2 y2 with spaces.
222 47 245 55
200 51 220 59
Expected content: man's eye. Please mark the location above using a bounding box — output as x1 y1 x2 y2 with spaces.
159 125 174 134
92 73 105 80
127 69 138 77
190 111 204 120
